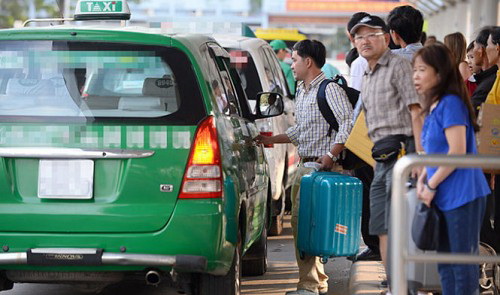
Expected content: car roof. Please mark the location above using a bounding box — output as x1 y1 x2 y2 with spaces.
212 34 271 52
0 25 216 47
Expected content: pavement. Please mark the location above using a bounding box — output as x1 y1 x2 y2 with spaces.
242 215 389 295
348 259 436 295
242 215 352 295
349 260 387 295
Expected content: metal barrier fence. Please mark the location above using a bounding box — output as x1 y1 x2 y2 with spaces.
390 154 500 295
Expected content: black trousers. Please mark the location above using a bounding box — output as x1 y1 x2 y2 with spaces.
354 165 379 251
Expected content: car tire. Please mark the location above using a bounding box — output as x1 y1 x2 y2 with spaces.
242 221 268 276
195 232 242 295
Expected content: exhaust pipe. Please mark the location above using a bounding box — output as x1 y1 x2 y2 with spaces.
145 270 161 286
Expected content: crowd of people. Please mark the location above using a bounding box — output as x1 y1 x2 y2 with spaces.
256 5 499 295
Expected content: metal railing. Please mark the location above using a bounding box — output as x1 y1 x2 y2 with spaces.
390 154 500 295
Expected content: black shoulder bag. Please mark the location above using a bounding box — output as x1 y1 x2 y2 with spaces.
411 202 441 251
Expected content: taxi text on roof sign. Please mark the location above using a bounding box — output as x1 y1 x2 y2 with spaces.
81 1 123 13
74 0 130 20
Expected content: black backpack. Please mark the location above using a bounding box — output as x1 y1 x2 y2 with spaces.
316 74 367 170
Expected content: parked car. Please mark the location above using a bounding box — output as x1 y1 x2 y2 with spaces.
0 1 282 294
215 35 299 236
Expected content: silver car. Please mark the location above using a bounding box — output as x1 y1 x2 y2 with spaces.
215 35 299 236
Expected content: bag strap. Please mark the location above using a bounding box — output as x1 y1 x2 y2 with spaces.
332 74 347 86
316 79 338 137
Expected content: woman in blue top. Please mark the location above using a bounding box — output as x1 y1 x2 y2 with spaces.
413 44 491 295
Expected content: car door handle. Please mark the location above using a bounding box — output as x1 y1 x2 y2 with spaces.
238 139 257 147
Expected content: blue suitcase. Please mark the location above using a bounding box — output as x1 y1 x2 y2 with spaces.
297 171 363 263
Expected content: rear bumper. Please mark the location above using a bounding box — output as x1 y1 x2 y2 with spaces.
0 250 207 272
0 200 232 274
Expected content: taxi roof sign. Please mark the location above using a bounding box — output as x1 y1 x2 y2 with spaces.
74 0 131 20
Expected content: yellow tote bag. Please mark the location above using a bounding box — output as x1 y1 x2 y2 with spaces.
345 111 375 167
485 70 500 105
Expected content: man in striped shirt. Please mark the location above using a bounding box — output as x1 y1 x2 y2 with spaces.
255 39 353 295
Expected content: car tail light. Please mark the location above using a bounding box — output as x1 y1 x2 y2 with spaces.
260 131 274 148
179 116 223 199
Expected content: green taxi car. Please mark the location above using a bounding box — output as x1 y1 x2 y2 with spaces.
0 1 283 294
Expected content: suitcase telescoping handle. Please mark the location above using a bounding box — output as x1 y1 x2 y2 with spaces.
303 161 321 171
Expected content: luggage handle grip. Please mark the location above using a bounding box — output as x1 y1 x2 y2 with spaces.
303 161 321 171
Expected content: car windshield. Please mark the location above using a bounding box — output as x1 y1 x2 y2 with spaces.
0 40 205 124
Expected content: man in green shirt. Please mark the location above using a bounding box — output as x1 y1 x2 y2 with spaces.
270 39 296 95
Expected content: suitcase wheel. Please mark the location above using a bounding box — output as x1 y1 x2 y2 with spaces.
320 256 328 264
299 251 305 260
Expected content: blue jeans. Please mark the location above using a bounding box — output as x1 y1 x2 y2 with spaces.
437 196 486 295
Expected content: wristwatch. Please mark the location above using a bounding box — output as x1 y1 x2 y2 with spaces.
326 151 338 161
425 182 437 192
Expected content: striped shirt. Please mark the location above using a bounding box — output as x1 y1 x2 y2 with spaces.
286 72 353 157
362 49 420 143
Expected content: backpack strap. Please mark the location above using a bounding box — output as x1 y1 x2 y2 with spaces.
317 79 338 137
333 74 360 109
332 74 347 86
317 76 360 137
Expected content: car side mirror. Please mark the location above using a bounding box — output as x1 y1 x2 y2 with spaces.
255 92 284 118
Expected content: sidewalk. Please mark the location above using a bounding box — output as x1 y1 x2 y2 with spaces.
349 260 437 295
349 260 387 295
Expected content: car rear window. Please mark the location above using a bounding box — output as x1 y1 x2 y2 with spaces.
0 40 205 124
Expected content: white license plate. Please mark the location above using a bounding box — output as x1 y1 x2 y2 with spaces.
38 160 94 199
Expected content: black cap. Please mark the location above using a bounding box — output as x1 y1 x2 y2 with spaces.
350 15 388 35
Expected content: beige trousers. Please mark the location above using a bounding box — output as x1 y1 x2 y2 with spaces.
289 162 341 293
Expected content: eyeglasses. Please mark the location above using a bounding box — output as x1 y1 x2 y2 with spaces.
354 32 385 42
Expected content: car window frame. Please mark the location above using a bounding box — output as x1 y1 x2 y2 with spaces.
259 47 285 96
206 43 243 117
263 46 293 98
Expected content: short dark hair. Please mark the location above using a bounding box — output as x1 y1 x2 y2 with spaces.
490 26 500 45
466 41 475 52
387 5 424 44
211 79 219 89
420 31 427 44
345 48 359 67
292 39 326 68
347 12 370 37
475 26 494 47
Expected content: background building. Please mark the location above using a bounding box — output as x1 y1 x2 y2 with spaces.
409 0 499 42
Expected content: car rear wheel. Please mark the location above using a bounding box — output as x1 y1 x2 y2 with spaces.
195 232 242 295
